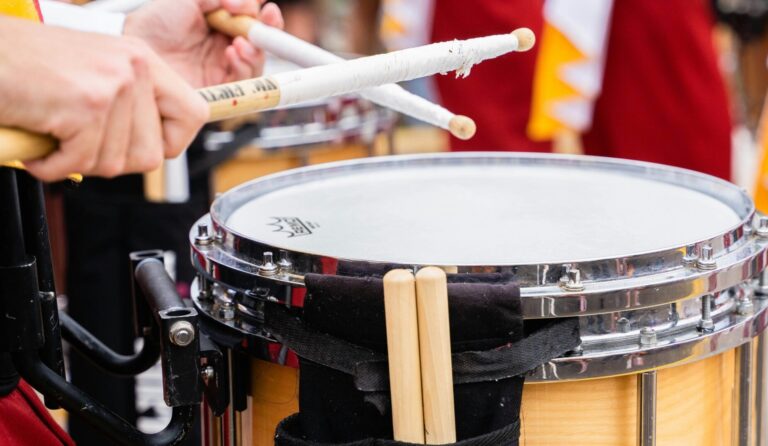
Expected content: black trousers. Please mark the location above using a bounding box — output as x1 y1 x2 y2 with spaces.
64 175 208 445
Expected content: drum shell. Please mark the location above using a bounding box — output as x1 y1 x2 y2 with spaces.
199 342 763 446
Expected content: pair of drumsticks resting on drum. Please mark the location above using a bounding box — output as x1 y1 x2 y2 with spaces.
384 267 456 445
0 9 535 171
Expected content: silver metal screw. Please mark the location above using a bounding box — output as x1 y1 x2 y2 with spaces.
197 273 212 301
259 251 278 276
217 301 235 321
278 250 293 274
195 223 212 245
561 267 585 292
757 216 768 238
169 321 195 347
201 366 215 384
639 327 657 346
696 244 716 270
698 294 714 332
737 292 754 315
224 288 237 304
682 245 698 265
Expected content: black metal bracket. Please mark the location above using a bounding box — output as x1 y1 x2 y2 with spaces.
13 351 195 446
199 332 228 416
0 257 44 352
0 167 200 445
135 258 201 407
59 311 161 376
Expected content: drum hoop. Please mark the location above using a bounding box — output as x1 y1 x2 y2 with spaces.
193 153 765 318
211 152 754 267
189 278 768 382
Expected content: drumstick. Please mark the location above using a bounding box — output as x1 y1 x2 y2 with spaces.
207 10 507 140
415 267 456 444
0 28 533 163
383 269 425 443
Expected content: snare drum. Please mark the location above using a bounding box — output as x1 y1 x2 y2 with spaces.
191 153 768 446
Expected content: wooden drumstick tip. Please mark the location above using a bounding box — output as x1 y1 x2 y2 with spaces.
415 265 447 283
448 115 477 140
512 28 536 52
383 269 417 287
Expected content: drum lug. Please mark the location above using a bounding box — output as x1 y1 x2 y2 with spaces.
560 267 585 292
195 223 213 246
737 292 754 316
259 251 278 276
213 288 236 321
696 244 717 270
618 317 632 333
639 327 657 346
682 245 698 265
756 215 768 238
277 250 293 274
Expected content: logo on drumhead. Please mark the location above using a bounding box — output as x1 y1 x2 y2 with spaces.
269 217 319 238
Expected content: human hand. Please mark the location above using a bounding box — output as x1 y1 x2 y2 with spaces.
0 16 209 181
124 0 284 88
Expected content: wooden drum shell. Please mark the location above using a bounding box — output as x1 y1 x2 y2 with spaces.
200 342 764 446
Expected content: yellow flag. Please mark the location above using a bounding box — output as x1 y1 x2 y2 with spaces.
379 0 433 51
527 0 613 149
1 0 42 21
754 98 768 213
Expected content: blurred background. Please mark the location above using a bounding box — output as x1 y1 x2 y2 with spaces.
44 0 768 442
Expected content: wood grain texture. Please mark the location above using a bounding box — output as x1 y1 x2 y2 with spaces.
248 359 300 446
519 351 736 446
243 349 745 445
415 267 456 444
384 269 426 443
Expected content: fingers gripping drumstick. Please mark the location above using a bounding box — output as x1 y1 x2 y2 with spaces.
0 27 535 164
415 267 456 444
383 269 426 443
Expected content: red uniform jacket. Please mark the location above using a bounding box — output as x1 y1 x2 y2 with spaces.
432 0 732 180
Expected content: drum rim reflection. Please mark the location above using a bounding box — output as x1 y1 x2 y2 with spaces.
209 152 754 268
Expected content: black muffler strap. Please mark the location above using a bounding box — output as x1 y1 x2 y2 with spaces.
264 305 579 392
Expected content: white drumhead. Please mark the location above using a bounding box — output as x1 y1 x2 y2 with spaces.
222 156 743 265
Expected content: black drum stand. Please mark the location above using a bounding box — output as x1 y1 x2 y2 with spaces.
0 166 201 445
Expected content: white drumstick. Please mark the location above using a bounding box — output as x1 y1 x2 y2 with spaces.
207 10 535 140
83 0 148 12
